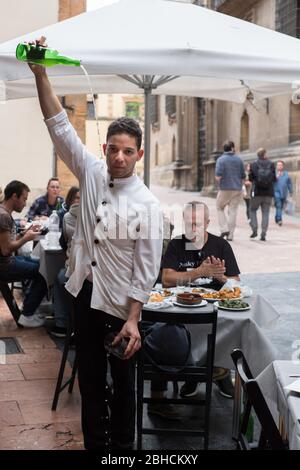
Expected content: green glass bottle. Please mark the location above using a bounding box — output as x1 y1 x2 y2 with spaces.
55 199 62 212
16 43 81 68
240 408 254 443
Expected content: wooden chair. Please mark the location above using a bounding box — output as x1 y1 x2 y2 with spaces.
231 349 288 450
136 305 218 450
0 281 22 326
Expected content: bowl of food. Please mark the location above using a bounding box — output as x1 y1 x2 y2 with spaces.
176 292 203 305
216 299 250 311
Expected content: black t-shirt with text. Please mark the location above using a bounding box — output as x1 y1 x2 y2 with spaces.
162 233 240 290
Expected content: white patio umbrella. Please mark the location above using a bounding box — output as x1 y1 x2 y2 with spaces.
1 0 300 185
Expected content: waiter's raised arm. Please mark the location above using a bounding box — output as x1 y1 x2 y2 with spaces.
28 37 62 119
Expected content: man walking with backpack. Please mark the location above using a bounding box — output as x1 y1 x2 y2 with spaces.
249 148 276 241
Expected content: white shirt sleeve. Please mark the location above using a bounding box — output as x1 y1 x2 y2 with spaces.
45 110 96 180
128 208 163 304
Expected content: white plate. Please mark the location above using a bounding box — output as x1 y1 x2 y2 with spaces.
191 277 212 286
144 300 173 310
214 301 250 311
203 295 243 302
173 300 208 308
191 287 215 294
152 290 174 298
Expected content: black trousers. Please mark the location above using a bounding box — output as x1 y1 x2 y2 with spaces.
73 281 136 450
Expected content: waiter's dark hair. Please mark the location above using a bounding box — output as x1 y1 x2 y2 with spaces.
107 117 142 150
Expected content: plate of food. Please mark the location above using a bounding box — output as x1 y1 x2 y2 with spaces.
173 299 208 308
143 292 173 310
214 299 250 311
172 292 207 308
191 287 215 294
201 287 243 302
160 289 173 298
149 289 174 300
148 292 165 303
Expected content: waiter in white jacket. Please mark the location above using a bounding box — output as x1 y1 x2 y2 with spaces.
29 38 163 451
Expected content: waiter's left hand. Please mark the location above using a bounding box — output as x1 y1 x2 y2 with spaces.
113 320 141 360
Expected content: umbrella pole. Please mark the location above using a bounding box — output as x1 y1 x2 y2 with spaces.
143 86 151 188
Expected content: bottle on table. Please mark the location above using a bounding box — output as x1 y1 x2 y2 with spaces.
47 210 60 248
240 405 254 443
16 43 81 68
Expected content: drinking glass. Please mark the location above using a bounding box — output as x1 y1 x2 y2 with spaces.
176 279 186 294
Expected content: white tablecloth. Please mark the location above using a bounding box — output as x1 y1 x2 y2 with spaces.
257 360 300 450
187 294 278 376
32 239 66 287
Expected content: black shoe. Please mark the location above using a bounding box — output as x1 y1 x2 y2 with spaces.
250 232 257 238
50 326 67 338
278 221 282 226
213 367 229 381
260 235 266 241
220 231 230 239
147 403 182 420
180 381 199 397
215 374 234 398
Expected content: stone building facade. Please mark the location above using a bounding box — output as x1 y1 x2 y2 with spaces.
202 0 300 211
0 0 86 202
55 0 87 196
0 0 59 203
149 0 206 191
149 96 200 190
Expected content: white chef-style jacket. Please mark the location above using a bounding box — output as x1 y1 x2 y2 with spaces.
45 110 163 321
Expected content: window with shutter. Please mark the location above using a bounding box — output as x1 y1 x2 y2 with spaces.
165 96 176 119
240 110 249 151
150 95 160 129
276 0 300 38
289 102 300 143
87 101 95 119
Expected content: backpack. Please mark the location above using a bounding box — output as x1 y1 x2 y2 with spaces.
256 160 273 189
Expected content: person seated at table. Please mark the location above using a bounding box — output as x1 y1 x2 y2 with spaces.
0 186 26 235
26 177 64 222
50 187 80 337
0 180 48 328
148 201 240 417
56 185 79 228
162 201 240 291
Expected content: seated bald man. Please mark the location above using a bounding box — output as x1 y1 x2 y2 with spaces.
162 201 240 400
162 201 240 291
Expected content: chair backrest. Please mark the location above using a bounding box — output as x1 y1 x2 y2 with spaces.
231 349 287 450
141 305 218 382
137 304 218 450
